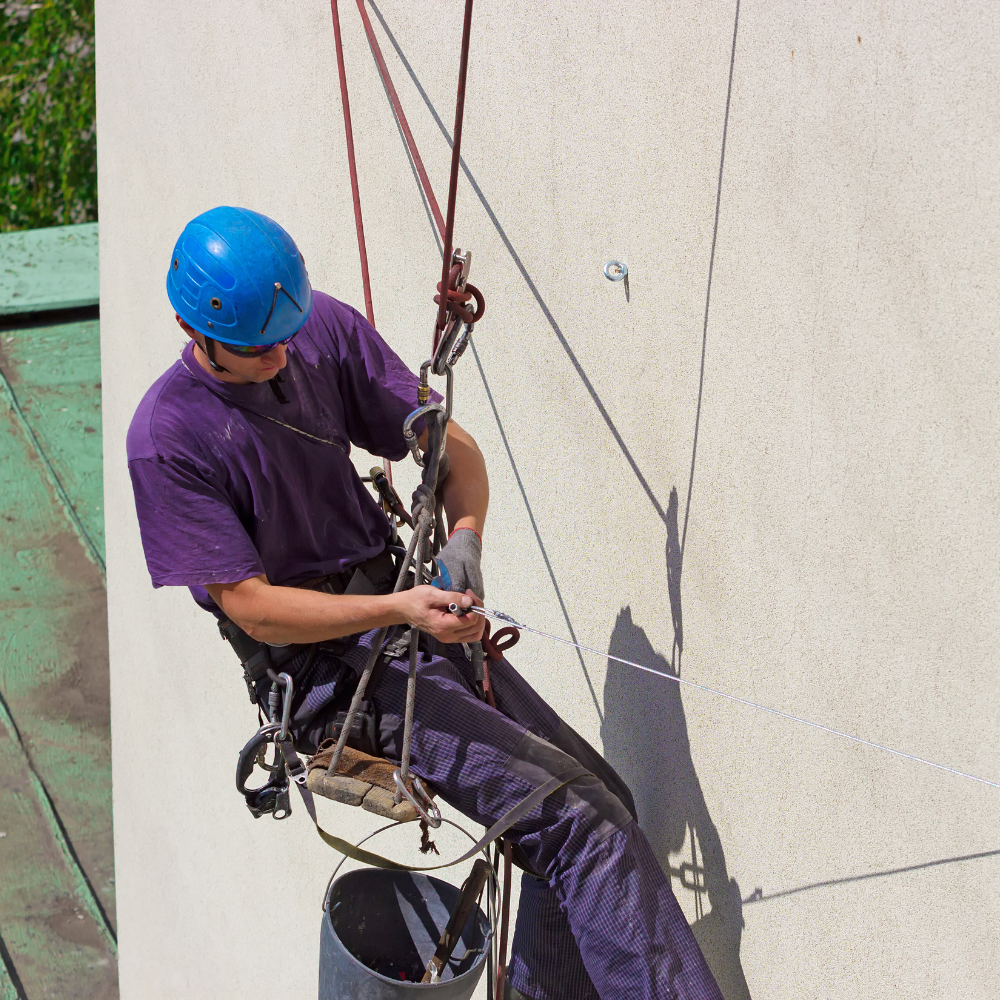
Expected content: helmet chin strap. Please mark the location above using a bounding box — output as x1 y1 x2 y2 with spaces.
201 333 290 403
201 335 229 374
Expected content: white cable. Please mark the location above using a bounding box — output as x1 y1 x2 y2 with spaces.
469 606 999 791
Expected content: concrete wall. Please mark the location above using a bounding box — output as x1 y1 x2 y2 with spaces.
95 1 1000 996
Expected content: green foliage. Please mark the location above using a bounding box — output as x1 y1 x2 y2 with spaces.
1 0 97 232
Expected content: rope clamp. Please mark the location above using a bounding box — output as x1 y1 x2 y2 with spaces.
432 248 485 377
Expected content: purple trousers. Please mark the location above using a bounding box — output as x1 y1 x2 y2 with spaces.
352 645 724 1000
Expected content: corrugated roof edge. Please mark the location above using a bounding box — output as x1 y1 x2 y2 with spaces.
0 222 100 316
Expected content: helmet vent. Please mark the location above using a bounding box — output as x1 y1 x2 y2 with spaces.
210 297 222 309
173 258 178 270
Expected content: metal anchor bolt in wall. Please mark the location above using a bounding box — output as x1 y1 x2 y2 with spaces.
604 259 630 301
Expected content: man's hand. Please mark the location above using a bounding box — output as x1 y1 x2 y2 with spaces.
397 586 485 644
434 527 484 600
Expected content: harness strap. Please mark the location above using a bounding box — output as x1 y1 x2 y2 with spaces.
300 764 592 873
496 839 513 999
277 736 317 824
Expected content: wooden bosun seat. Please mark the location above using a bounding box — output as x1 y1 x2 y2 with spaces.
306 744 435 824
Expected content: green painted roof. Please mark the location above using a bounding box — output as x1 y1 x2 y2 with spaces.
0 222 99 315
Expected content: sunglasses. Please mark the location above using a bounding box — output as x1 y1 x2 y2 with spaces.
215 282 304 357
218 331 298 357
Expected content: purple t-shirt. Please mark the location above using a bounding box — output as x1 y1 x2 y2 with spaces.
127 292 430 613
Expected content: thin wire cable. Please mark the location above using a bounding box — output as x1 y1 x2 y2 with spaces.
466 608 999 790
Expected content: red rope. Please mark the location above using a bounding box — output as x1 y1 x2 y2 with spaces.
330 0 375 326
434 0 477 347
333 0 480 366
355 0 445 239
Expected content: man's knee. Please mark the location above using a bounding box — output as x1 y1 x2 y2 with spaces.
504 730 634 845
544 719 637 821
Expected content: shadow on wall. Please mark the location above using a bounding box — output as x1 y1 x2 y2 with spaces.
602 498 751 999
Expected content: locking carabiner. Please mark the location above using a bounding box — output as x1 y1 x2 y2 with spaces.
393 769 442 828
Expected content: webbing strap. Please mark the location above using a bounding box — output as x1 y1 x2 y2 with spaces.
278 738 318 824
304 765 591 873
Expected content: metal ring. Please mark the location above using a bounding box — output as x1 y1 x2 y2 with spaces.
603 260 628 282
402 402 447 466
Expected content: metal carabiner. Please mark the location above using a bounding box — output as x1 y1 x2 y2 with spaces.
402 402 446 466
266 670 295 742
446 323 474 369
277 672 294 741
393 769 443 828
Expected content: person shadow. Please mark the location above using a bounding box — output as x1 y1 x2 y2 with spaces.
601 497 752 998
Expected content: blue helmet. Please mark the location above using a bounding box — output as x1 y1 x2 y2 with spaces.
166 206 313 347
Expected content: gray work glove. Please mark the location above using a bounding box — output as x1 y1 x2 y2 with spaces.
433 528 484 601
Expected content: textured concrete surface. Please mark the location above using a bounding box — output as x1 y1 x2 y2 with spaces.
96 1 1000 997
0 309 116 998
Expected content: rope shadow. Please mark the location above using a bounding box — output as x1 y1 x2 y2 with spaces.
601 607 751 999
0 927 28 1000
358 3 613 718
366 0 741 666
681 0 740 561
743 848 1000 906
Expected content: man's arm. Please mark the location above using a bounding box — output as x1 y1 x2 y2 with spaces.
208 419 490 645
422 418 489 536
207 577 485 646
419 418 489 599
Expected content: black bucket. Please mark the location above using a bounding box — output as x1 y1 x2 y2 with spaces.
319 869 492 999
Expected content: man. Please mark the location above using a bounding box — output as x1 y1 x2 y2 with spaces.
127 206 723 1000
